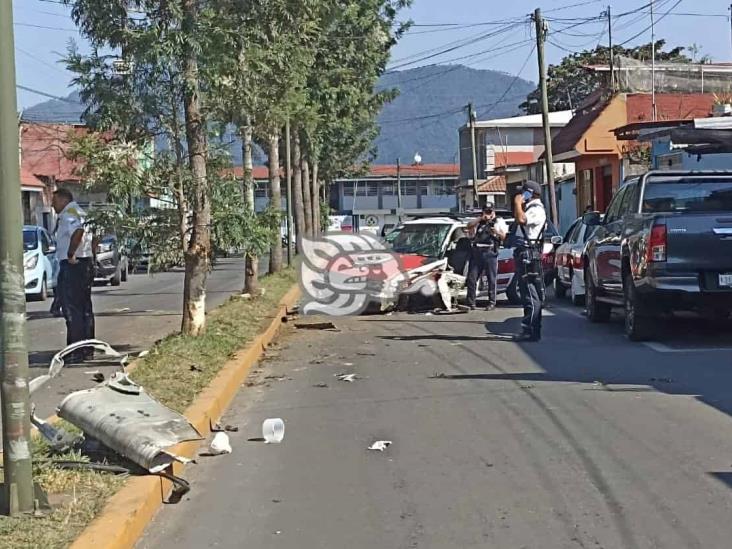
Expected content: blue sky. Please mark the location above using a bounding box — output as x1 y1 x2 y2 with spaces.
12 0 732 110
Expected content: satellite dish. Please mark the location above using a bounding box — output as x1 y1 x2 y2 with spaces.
413 153 422 165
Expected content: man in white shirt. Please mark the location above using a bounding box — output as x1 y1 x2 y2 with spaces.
512 181 547 342
52 188 95 362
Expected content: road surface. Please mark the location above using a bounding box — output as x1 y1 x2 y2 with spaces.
139 296 732 549
25 256 268 419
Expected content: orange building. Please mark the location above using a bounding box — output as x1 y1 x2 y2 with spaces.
551 92 715 214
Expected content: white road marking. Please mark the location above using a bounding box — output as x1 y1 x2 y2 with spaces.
642 342 732 354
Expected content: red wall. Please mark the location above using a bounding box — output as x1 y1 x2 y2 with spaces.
626 93 715 124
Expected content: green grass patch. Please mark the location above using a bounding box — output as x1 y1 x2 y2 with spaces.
0 269 296 548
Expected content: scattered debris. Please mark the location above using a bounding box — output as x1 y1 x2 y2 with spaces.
335 373 358 383
294 321 339 331
264 375 289 382
429 373 447 379
56 372 202 472
209 432 233 455
313 383 329 388
138 350 150 358
92 373 105 383
425 312 433 316
259 288 267 297
30 406 81 452
272 499 282 503
212 423 239 433
386 312 394 316
239 293 252 300
189 364 203 373
262 418 285 444
274 531 282 535
368 440 392 452
650 377 673 383
357 352 376 356
30 339 128 395
343 362 354 367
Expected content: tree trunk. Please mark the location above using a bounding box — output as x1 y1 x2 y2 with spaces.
181 0 210 337
292 134 306 252
268 132 283 273
302 155 313 238
241 118 258 294
170 85 189 255
312 159 320 235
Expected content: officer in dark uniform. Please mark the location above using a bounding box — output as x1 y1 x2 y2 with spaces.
466 205 508 310
512 181 547 342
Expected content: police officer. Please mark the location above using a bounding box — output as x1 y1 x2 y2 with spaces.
512 181 547 342
466 205 508 311
52 188 95 363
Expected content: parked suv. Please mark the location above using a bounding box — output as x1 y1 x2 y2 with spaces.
583 171 732 340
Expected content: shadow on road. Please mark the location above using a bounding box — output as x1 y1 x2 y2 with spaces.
29 343 137 369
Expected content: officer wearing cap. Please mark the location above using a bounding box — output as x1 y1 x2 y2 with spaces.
512 181 547 342
466 204 508 311
52 188 95 363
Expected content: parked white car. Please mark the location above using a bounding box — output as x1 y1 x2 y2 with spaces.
23 225 58 301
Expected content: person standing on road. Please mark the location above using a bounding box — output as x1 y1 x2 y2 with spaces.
52 188 95 363
512 181 547 342
466 205 508 311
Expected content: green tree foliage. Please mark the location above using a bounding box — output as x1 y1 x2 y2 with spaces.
521 41 691 114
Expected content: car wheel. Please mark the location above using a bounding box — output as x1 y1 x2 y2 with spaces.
623 273 653 341
506 277 521 305
554 276 567 299
110 265 122 286
585 270 610 323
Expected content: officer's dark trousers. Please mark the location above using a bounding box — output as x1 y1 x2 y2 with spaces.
466 247 498 306
60 259 95 353
515 248 544 337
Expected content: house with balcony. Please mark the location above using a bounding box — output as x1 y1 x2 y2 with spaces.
458 111 574 209
329 164 459 233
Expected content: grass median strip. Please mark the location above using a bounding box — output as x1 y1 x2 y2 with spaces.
0 268 296 549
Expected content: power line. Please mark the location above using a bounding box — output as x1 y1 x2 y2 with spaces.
474 45 536 118
16 47 68 75
617 0 684 46
14 21 78 31
16 84 77 103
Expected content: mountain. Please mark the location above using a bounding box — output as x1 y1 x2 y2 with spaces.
21 65 535 165
375 65 534 164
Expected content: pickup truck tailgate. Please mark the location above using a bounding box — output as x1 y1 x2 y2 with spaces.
664 214 732 273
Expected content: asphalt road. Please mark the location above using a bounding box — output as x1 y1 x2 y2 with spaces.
138 295 732 549
24 256 269 419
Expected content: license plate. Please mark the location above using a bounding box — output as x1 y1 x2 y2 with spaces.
720 274 732 287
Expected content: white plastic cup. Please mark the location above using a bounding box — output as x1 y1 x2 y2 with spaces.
262 418 285 443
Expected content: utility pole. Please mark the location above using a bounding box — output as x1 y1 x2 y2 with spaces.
651 0 657 121
607 5 615 91
285 119 293 264
533 8 559 228
0 0 34 515
396 157 403 222
468 103 479 208
728 4 732 60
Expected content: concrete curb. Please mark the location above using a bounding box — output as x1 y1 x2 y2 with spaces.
68 284 301 549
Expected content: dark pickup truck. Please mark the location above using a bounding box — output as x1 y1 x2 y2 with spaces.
583 171 732 341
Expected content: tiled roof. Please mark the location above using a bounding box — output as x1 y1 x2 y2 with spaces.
478 175 507 193
20 123 89 182
366 164 459 177
223 166 272 180
20 167 45 188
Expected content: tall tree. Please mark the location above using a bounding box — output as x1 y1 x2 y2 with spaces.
268 132 283 273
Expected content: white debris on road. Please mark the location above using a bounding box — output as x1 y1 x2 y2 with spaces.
368 440 392 452
209 432 233 455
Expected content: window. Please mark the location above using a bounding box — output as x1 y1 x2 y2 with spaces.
403 181 417 196
366 182 379 197
432 181 454 196
619 183 638 216
387 223 451 258
254 182 268 198
604 185 627 224
382 183 395 196
40 230 52 254
343 182 354 197
642 176 732 213
418 182 429 196
564 220 580 243
23 229 38 252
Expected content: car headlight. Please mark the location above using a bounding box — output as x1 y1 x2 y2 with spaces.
24 254 38 270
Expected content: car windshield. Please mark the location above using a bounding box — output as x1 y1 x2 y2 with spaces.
387 224 451 257
23 230 38 252
643 177 732 213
